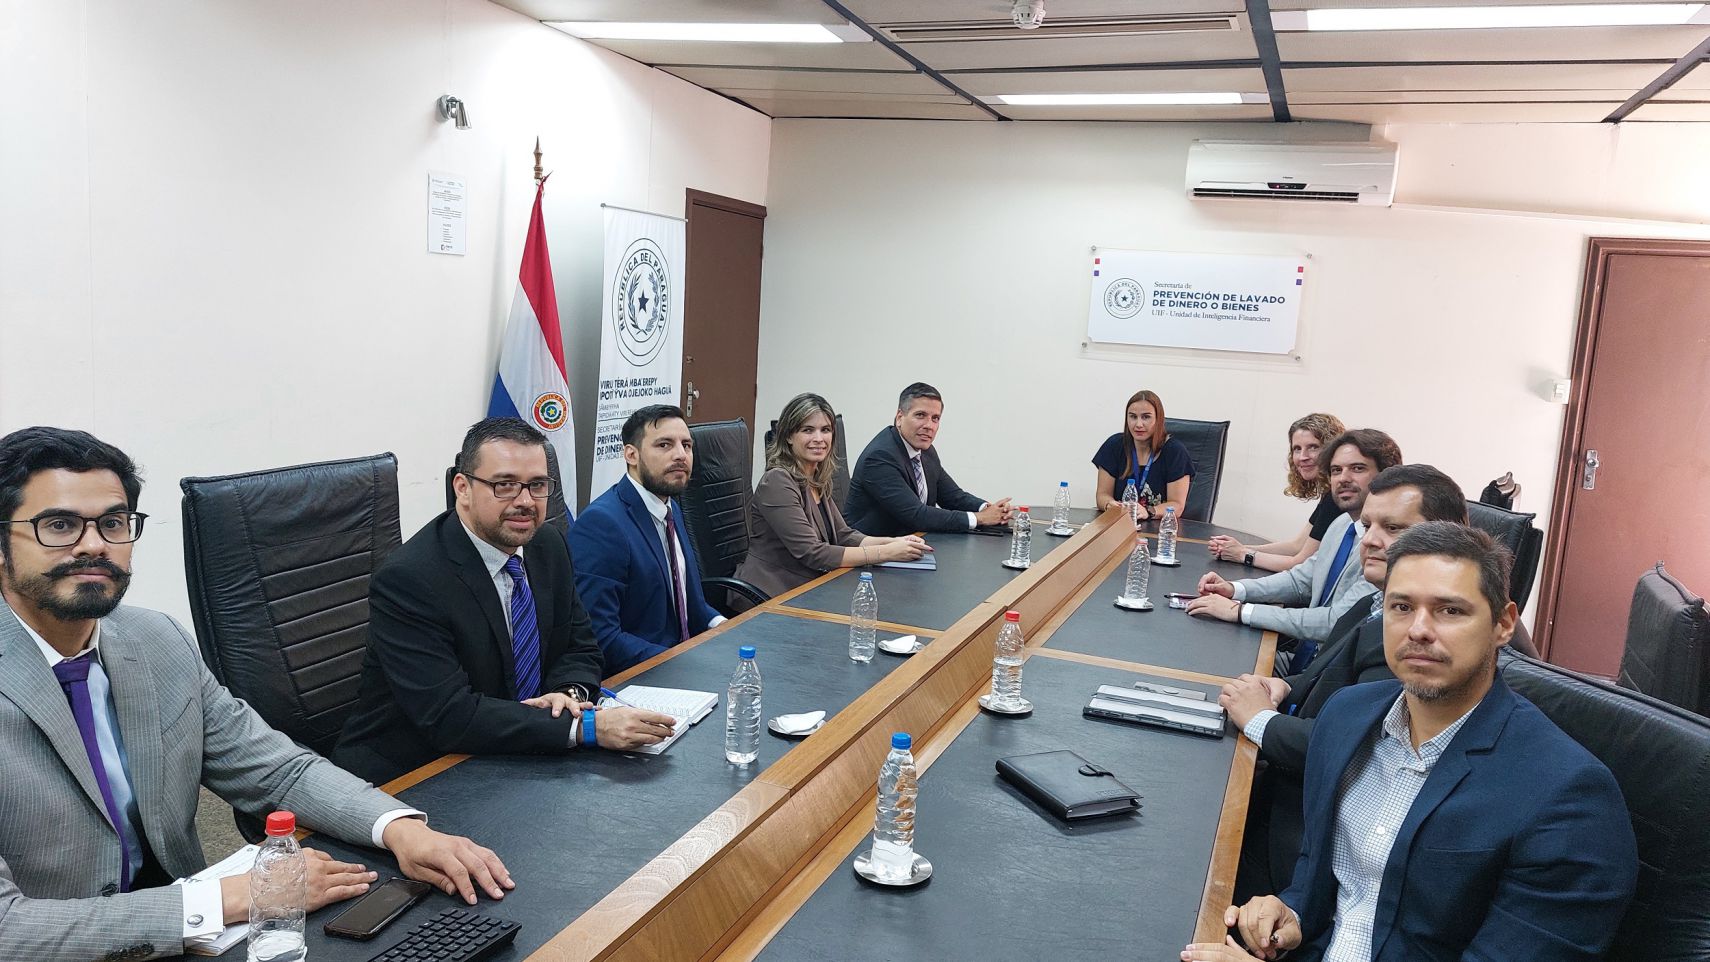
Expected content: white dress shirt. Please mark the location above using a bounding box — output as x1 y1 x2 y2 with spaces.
624 474 724 631
461 521 522 636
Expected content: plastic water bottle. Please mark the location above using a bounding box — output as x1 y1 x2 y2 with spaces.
1008 506 1032 566
1157 505 1179 563
868 732 919 881
1123 534 1151 602
989 610 1027 709
248 811 307 962
1051 481 1071 531
724 646 762 765
1121 479 1139 526
850 572 878 663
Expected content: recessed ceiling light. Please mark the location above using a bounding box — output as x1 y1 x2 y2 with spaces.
1272 3 1706 31
997 93 1248 106
547 22 853 43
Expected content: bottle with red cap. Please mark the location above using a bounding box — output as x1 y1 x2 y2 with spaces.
983 610 1032 714
248 811 307 962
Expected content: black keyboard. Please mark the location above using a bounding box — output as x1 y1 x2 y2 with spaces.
367 908 520 962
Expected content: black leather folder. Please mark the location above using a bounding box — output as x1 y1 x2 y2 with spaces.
995 750 1141 821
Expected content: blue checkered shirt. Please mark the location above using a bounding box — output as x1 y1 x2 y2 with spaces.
1321 693 1475 962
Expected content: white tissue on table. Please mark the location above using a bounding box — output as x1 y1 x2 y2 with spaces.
774 710 827 733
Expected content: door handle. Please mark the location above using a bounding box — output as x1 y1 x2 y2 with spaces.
686 381 701 418
1582 449 1600 490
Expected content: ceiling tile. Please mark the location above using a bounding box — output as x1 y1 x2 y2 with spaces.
1678 61 1710 89
1292 88 1643 102
755 99 998 119
1285 62 1672 91
1278 26 1710 62
957 66 1267 94
494 0 842 24
587 37 911 69
722 89 969 104
904 27 1261 70
661 66 945 94
1292 101 1622 121
994 103 1277 120
1626 101 1710 119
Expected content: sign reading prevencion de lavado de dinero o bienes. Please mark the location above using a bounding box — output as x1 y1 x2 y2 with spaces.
1086 248 1305 355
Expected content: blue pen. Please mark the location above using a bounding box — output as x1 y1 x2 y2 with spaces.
599 686 638 708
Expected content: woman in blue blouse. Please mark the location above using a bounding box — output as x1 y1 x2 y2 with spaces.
1091 389 1195 521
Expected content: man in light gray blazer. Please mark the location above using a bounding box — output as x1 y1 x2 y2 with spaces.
1186 429 1403 648
0 427 514 962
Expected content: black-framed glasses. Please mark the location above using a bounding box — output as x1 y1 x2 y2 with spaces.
5 511 149 547
461 473 556 501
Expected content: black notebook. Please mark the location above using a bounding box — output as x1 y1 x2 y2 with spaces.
995 750 1141 821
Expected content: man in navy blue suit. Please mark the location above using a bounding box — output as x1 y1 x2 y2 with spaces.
1185 521 1636 962
568 405 723 674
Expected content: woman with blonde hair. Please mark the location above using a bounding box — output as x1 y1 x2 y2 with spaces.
736 393 929 598
1092 389 1194 521
1208 412 1345 573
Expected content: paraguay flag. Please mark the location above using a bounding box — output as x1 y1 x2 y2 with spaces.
488 177 577 514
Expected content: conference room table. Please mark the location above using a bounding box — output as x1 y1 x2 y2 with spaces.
274 508 1272 962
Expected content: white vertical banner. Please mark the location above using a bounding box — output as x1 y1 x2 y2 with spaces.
1087 248 1305 355
591 206 686 494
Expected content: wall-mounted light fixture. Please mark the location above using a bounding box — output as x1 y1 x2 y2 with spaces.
437 95 470 129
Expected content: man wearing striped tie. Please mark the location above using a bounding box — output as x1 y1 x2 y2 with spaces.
843 382 1014 537
336 418 675 785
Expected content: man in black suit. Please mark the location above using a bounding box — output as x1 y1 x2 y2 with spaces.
1224 464 1467 900
843 383 1013 536
335 418 675 785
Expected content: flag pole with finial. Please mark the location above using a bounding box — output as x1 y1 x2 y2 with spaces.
533 137 545 186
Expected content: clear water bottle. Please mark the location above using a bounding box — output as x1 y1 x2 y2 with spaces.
989 610 1027 709
850 572 878 663
1121 478 1139 526
1051 481 1071 531
1123 534 1151 602
1157 505 1179 563
724 646 762 765
868 732 919 881
248 811 307 962
1008 506 1032 566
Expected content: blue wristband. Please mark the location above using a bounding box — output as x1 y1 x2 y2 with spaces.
581 709 597 749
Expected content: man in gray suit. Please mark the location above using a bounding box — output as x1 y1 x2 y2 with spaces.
0 427 513 962
1186 429 1403 655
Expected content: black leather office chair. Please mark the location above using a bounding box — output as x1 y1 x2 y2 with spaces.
764 414 849 505
1499 650 1710 961
181 454 402 758
1167 418 1230 524
1465 500 1543 609
682 419 768 616
1617 563 1710 716
443 441 571 537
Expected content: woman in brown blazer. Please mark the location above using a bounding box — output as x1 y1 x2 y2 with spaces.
736 393 929 598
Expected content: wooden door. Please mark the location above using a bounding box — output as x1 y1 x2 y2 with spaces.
1536 237 1710 677
682 189 765 430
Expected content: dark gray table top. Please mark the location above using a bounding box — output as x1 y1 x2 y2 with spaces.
290 612 903 962
754 655 1234 962
1043 554 1268 679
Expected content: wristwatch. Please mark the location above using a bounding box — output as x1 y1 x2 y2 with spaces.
1243 551 1256 568
564 683 591 704
581 708 598 748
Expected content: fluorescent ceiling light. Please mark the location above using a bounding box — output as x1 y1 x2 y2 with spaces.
548 22 848 43
998 92 1247 106
1273 3 1705 31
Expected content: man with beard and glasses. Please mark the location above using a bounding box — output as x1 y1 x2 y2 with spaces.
0 427 513 962
1185 522 1637 962
335 417 675 785
568 405 724 674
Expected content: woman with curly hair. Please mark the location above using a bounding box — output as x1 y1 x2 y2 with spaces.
1208 412 1345 573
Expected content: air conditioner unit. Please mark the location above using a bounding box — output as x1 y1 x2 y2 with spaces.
1186 141 1398 206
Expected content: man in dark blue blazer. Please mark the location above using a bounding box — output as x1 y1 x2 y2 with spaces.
568 405 722 674
1187 521 1636 962
843 382 1012 537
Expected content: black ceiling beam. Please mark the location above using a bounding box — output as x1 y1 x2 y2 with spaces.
1246 0 1293 122
1604 35 1710 122
816 0 1007 121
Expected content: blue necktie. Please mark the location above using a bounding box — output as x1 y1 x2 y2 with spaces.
502 556 542 701
51 655 133 892
1317 523 1359 607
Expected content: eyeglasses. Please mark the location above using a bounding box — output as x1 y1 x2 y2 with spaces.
5 511 149 547
461 473 557 501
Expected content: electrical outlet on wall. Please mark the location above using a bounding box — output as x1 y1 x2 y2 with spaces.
1548 379 1572 404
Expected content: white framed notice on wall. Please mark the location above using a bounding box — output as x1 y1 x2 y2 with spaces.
1087 248 1305 355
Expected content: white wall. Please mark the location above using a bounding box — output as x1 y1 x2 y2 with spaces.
757 119 1710 622
0 0 770 624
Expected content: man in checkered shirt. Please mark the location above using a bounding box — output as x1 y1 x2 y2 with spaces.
1185 522 1637 962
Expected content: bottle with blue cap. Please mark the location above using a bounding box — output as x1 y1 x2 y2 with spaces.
724 646 763 765
1049 480 1072 534
850 572 878 663
869 731 919 881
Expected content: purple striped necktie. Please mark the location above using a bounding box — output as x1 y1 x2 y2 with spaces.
502 555 542 700
51 655 133 892
665 508 691 643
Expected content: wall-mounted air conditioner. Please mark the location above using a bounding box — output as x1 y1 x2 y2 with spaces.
1187 141 1399 206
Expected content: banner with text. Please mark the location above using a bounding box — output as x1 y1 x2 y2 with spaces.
592 206 685 494
1087 248 1305 355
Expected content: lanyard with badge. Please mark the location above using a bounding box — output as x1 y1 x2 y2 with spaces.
1130 444 1157 499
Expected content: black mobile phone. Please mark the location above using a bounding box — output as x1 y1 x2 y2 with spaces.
323 877 434 940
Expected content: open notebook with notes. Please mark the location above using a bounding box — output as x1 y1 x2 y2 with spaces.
609 685 720 755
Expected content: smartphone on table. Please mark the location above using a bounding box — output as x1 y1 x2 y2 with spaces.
323 876 434 940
